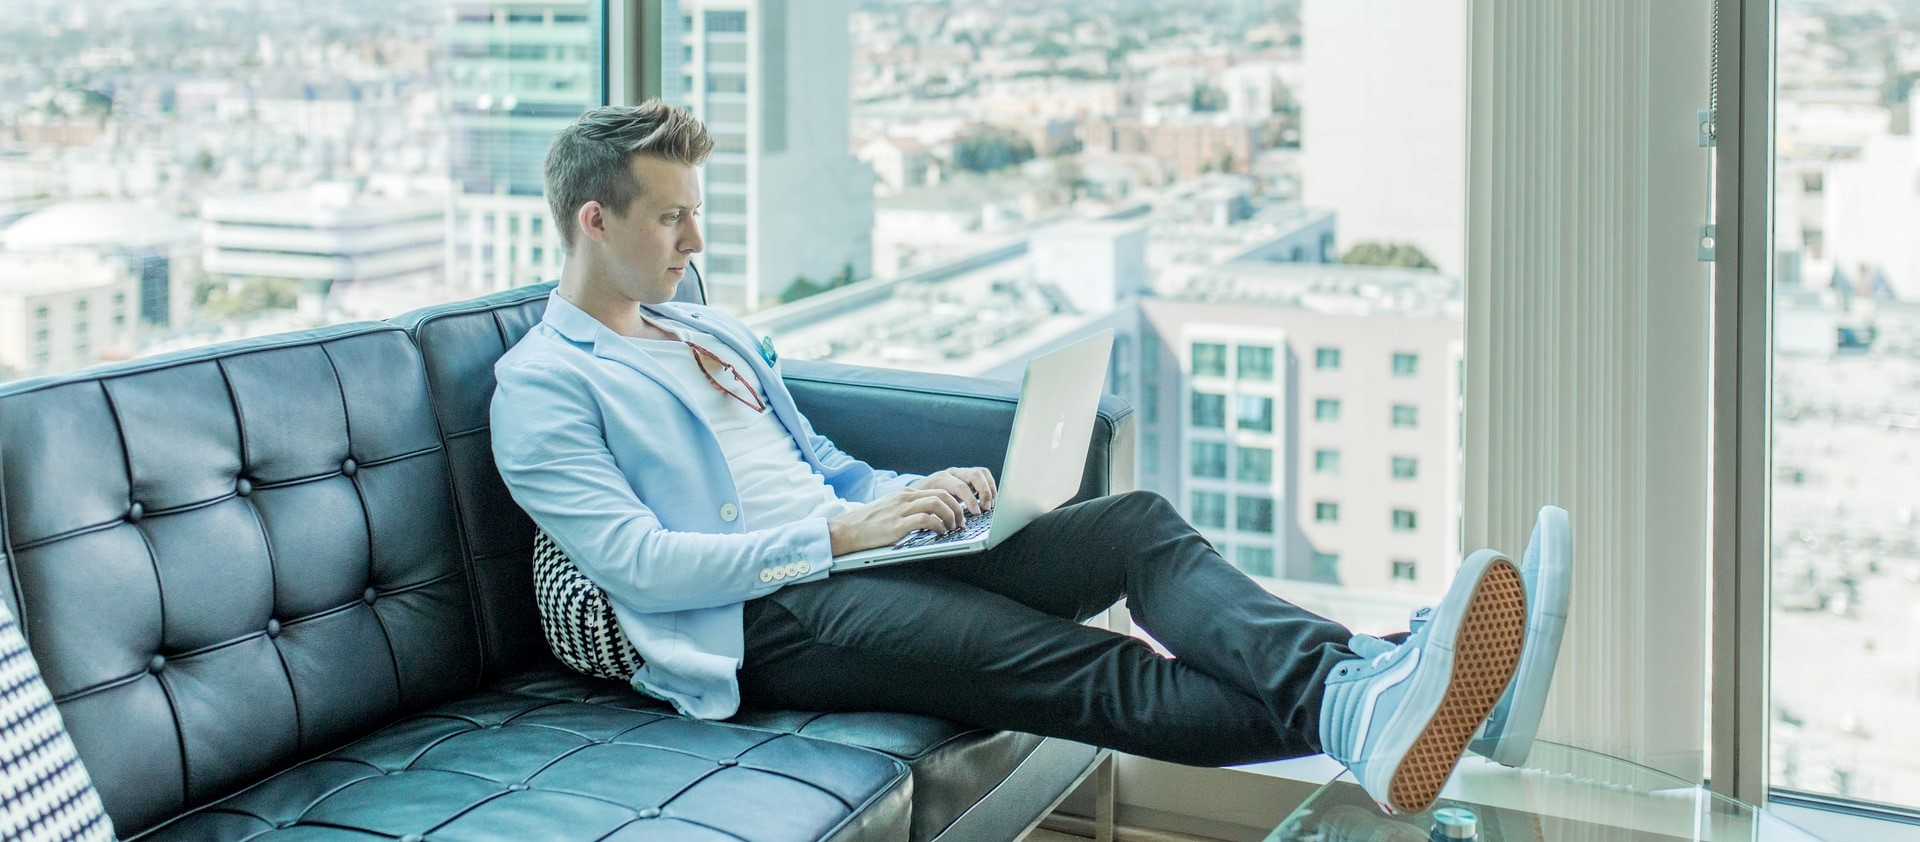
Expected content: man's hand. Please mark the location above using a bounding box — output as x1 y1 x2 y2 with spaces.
827 486 971 556
908 467 997 516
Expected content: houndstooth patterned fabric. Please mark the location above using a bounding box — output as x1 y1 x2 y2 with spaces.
532 528 644 681
0 601 113 842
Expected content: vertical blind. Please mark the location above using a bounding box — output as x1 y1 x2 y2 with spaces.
1465 0 1714 779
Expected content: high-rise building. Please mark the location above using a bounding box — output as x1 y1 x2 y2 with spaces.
1137 265 1463 593
1301 0 1466 274
664 0 874 310
445 1 600 293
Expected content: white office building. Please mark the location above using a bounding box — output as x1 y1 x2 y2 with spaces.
1300 0 1467 274
0 251 141 379
201 184 444 315
665 0 875 310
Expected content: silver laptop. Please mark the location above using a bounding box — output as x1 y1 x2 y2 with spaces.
836 329 1115 569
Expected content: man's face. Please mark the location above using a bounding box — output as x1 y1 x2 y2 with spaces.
587 155 703 305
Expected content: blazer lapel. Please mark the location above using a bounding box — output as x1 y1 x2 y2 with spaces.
542 294 712 427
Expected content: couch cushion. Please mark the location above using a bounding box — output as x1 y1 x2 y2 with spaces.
0 324 483 836
140 675 910 842
503 667 1043 842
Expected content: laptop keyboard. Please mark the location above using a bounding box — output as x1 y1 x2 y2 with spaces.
893 511 994 549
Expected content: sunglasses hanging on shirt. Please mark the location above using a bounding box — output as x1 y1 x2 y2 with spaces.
637 310 768 414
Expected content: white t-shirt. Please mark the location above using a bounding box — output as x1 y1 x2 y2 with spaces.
632 329 859 530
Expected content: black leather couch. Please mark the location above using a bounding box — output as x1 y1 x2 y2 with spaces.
0 281 1132 841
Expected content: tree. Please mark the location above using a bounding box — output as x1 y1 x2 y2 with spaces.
1191 83 1227 113
1340 242 1438 270
951 127 1035 174
1032 39 1069 59
779 263 860 304
198 277 302 320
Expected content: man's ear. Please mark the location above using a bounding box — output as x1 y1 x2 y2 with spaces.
577 201 606 244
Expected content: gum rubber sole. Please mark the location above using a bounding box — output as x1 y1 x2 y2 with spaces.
1385 558 1528 814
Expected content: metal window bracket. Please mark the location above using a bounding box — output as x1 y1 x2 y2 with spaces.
1699 224 1717 262
1699 108 1717 147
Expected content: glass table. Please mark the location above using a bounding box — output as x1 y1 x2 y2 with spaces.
1265 742 1826 841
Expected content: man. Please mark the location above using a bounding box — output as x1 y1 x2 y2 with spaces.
491 101 1570 816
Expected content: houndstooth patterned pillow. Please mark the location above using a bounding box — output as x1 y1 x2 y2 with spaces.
0 599 113 842
532 528 644 681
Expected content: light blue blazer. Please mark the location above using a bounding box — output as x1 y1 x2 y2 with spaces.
490 293 921 719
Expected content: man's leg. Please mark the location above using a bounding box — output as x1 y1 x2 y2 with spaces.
737 565 1316 766
923 490 1354 748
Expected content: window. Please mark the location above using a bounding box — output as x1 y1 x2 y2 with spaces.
706 10 748 32
1391 404 1418 428
1236 546 1275 578
713 133 749 153
1311 552 1339 580
1392 560 1417 582
1391 509 1417 531
1191 342 1228 377
1235 496 1274 533
1192 392 1226 428
707 102 749 124
705 254 747 274
1392 352 1418 377
1315 398 1341 422
1769 2 1920 810
708 194 748 214
1236 447 1273 483
708 42 748 64
1234 394 1273 433
1 0 604 382
1314 449 1340 474
1391 456 1418 480
1191 491 1227 529
1315 347 1341 370
1237 345 1274 380
708 223 748 244
709 73 748 95
1314 501 1339 523
1189 441 1226 478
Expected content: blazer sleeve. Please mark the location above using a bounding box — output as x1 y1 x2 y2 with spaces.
491 358 836 614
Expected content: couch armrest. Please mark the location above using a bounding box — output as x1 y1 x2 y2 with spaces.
780 358 1135 505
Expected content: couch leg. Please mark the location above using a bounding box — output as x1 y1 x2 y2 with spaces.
1093 753 1115 842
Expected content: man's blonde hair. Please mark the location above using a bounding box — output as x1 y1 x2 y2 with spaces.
544 100 713 250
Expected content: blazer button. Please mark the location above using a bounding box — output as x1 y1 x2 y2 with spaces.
783 562 801 578
771 567 787 581
719 503 738 522
798 562 811 575
758 569 773 583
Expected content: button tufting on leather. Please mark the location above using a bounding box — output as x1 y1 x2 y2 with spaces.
147 654 165 674
266 619 281 637
342 457 359 477
235 478 252 497
507 783 528 792
126 502 143 523
363 587 378 604
399 834 423 842
715 758 738 767
636 808 662 820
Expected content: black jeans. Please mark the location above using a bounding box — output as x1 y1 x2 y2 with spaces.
737 490 1359 766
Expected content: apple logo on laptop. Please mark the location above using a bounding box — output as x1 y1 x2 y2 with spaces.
1051 414 1066 449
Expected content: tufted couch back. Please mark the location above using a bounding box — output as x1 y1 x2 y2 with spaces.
391 285 553 679
0 325 484 836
